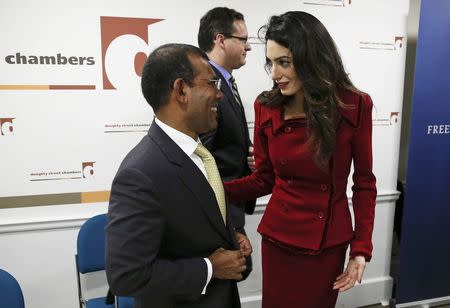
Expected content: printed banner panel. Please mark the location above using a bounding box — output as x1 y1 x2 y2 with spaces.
396 0 450 304
0 0 408 207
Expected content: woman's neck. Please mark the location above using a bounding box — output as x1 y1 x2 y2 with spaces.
283 91 305 120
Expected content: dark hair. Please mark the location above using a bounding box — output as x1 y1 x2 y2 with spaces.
141 43 208 112
198 7 244 52
258 11 358 166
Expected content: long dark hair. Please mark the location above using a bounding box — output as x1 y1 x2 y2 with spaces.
258 11 358 167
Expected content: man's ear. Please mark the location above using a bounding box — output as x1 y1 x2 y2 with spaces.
215 33 226 48
173 78 187 101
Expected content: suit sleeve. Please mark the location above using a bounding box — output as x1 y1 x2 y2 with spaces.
105 167 207 300
349 94 377 261
224 99 275 202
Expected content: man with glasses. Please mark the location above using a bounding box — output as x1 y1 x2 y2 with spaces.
198 7 255 281
106 43 252 308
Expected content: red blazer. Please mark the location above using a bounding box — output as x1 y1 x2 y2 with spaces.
224 89 377 261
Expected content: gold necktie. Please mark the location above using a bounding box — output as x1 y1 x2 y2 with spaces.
194 143 226 225
229 76 243 108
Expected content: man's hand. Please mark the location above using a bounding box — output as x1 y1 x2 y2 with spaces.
333 256 366 292
208 248 246 280
235 232 252 257
247 146 255 172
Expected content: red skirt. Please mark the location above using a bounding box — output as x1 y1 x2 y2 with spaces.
261 238 348 308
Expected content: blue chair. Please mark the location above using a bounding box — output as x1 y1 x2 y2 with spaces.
0 268 25 308
76 214 134 308
117 297 134 308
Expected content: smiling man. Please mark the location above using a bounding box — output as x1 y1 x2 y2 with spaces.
105 43 252 308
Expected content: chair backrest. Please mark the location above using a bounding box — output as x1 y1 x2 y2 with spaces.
0 269 25 308
77 213 108 273
117 296 134 308
76 213 134 308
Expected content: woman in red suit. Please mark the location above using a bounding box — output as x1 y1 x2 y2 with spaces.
224 11 377 308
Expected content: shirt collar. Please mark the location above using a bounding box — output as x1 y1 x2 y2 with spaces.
209 60 233 89
154 117 199 157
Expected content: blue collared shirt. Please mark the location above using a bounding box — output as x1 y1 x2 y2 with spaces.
209 60 233 90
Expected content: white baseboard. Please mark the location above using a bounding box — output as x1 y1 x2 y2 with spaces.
336 276 393 308
241 294 262 308
240 276 393 308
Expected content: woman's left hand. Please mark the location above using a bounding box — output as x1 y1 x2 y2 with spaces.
235 231 253 257
247 146 255 172
333 255 366 292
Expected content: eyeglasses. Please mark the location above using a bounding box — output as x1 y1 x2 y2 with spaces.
194 78 222 91
223 34 249 45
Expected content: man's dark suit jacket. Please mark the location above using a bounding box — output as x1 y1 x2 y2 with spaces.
105 121 242 308
201 65 256 229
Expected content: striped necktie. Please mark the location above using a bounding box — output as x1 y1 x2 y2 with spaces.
229 76 243 107
194 143 226 224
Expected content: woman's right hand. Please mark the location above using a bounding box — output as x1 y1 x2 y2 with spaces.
333 256 366 292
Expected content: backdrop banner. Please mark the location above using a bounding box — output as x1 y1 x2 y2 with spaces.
0 0 407 209
396 0 450 304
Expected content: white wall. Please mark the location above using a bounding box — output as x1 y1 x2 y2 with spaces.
0 194 397 308
398 0 421 183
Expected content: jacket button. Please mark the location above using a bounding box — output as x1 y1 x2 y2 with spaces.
284 126 292 133
287 179 293 185
320 184 328 191
280 158 287 165
318 211 325 219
